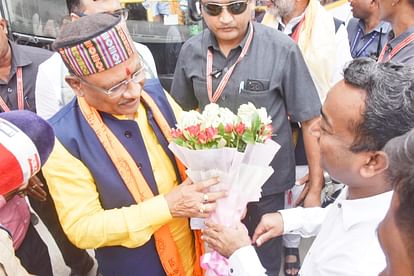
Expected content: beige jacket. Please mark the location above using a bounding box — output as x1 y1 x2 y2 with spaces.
0 228 30 276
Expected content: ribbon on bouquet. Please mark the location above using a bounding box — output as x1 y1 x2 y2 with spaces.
201 251 230 276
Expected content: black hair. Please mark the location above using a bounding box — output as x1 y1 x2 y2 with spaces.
342 58 414 153
384 129 414 257
66 0 82 14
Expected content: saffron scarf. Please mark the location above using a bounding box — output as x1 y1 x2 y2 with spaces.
77 93 203 276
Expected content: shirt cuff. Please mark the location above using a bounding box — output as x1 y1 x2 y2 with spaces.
229 245 266 276
279 207 305 234
139 194 172 228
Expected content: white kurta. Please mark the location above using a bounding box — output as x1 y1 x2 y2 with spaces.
281 187 392 276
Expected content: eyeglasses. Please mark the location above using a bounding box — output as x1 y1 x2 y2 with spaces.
79 64 146 97
202 1 249 16
75 8 129 20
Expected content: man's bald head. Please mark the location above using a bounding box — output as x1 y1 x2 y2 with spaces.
66 0 121 16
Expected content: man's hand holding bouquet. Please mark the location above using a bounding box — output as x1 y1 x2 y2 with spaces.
169 102 280 275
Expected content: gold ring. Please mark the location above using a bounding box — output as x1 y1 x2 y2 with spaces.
203 193 209 203
199 204 205 214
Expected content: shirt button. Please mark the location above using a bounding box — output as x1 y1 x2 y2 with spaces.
7 88 12 93
229 268 234 274
221 95 226 101
337 203 342 208
124 131 132 138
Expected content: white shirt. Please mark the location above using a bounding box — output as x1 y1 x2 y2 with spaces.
35 42 157 120
228 245 267 276
280 187 392 276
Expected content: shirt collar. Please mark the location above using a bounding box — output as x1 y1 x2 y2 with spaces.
7 42 32 82
277 11 305 35
336 187 393 231
358 19 392 35
207 21 254 52
387 24 414 48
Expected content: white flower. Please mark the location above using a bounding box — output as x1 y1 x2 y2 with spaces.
202 103 220 117
237 102 257 127
219 107 238 126
257 107 272 125
176 110 203 130
202 115 221 128
202 103 221 128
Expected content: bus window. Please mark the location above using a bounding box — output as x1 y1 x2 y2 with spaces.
2 0 67 40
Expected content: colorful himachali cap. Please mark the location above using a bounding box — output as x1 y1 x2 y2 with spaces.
54 13 135 77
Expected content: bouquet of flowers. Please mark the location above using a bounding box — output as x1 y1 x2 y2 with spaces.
168 102 280 276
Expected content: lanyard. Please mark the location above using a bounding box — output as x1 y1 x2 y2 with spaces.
378 32 414 62
350 27 378 58
206 22 254 103
291 16 305 43
0 67 24 112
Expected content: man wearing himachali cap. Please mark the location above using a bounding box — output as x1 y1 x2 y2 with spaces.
42 13 227 276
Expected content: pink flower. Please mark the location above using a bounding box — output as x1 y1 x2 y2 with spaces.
171 128 183 139
198 131 208 144
235 122 246 135
262 124 273 141
205 127 218 140
224 124 233 133
186 125 201 137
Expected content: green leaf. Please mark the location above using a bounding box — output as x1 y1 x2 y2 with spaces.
242 131 255 144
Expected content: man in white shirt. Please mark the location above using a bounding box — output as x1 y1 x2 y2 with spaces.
35 0 158 119
202 58 414 275
261 2 352 273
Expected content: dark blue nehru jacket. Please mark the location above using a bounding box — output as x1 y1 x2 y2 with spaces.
49 79 180 276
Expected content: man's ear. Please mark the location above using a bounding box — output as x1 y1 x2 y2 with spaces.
70 13 80 21
360 151 389 178
371 0 379 8
65 76 84 97
0 19 8 34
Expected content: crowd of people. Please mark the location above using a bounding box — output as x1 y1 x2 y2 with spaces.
0 0 414 275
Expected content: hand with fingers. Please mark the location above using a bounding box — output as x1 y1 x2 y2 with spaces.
164 177 227 218
252 212 284 247
294 173 309 207
201 221 251 258
24 175 47 202
294 173 322 207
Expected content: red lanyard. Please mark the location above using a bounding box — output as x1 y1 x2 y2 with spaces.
291 16 305 43
206 22 254 103
378 33 414 62
0 67 24 112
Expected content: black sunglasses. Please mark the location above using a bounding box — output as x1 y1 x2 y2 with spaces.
202 1 249 16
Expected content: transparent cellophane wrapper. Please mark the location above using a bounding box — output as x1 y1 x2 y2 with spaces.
168 140 280 275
